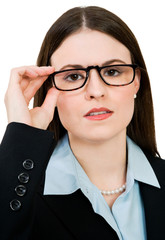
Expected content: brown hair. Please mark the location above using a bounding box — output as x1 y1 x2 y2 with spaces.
34 6 159 157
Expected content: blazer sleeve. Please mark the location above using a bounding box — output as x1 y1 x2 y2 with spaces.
0 122 55 240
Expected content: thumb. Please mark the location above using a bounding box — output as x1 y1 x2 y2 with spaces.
41 87 60 121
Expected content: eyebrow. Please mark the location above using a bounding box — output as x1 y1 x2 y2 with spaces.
58 59 127 71
102 59 127 66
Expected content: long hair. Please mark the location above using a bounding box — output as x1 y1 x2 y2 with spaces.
34 6 159 157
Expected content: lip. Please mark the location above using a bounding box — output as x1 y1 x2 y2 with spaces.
84 107 113 121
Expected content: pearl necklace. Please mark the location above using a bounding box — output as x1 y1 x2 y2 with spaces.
100 183 126 195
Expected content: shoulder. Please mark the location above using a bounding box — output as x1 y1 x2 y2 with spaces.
143 151 165 184
144 151 165 168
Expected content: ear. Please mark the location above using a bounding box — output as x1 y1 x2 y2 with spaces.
134 69 141 94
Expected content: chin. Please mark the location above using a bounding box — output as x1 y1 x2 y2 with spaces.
70 127 126 144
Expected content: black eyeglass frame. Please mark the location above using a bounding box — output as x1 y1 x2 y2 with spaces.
50 64 139 91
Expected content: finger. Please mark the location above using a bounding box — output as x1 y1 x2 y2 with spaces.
20 67 54 93
23 75 49 104
9 66 38 86
22 66 55 78
9 66 55 86
20 66 55 79
18 66 55 77
41 87 60 121
33 66 55 76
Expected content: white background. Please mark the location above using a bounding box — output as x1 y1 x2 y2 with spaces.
0 0 165 157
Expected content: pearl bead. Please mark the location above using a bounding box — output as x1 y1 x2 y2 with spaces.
100 183 126 195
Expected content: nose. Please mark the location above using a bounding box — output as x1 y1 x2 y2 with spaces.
84 69 107 100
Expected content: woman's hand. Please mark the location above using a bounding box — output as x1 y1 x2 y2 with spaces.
4 66 60 130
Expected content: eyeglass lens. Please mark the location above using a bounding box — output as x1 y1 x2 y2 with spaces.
54 65 134 90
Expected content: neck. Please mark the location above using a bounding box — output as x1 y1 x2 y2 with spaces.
68 131 127 190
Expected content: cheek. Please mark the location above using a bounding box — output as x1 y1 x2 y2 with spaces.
56 93 80 130
113 88 135 124
56 94 69 127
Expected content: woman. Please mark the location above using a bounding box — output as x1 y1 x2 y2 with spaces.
0 6 165 240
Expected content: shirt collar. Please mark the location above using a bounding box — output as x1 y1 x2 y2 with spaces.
44 134 160 195
127 137 160 188
44 134 79 195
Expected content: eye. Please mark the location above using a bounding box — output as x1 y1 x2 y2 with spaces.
104 68 120 77
65 73 83 81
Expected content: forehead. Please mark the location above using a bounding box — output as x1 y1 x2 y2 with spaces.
50 29 131 68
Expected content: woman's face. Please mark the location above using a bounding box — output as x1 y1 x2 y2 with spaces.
50 29 140 143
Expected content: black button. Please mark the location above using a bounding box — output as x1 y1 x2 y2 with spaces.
18 172 30 183
23 159 34 170
15 185 26 196
10 199 21 211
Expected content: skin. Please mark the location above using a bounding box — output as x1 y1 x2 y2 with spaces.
5 28 140 207
5 66 60 129
51 29 140 144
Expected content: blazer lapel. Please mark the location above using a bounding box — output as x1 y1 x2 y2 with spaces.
139 152 165 240
38 152 165 239
43 190 119 239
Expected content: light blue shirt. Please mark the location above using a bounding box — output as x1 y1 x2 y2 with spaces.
44 134 160 240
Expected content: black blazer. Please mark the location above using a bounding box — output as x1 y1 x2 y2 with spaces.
0 122 165 240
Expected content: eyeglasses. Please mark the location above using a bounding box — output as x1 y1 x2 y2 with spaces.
50 64 138 91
